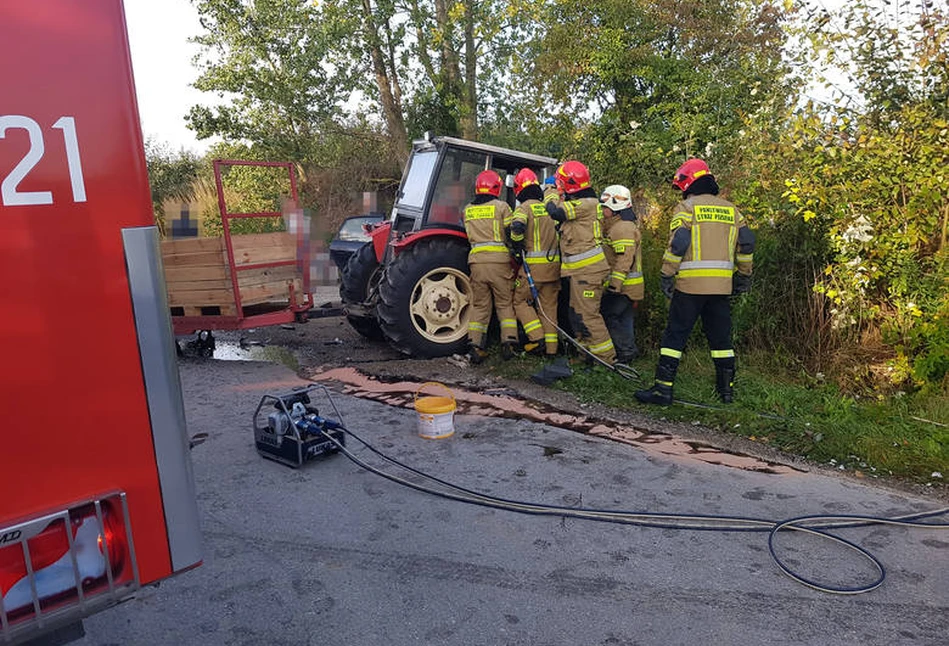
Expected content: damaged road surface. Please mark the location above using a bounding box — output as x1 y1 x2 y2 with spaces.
79 358 948 646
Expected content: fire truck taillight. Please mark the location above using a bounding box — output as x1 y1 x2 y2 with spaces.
0 494 139 633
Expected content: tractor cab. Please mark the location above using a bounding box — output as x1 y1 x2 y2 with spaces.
390 136 558 238
340 136 558 359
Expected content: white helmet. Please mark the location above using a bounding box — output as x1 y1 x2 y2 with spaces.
600 184 632 211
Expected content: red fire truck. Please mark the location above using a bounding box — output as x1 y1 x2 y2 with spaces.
0 2 202 643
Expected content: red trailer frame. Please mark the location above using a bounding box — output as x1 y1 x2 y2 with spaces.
169 159 313 335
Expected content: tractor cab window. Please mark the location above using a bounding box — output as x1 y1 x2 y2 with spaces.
399 150 438 209
428 148 486 227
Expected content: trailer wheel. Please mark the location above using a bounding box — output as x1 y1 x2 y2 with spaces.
339 242 385 340
377 238 471 357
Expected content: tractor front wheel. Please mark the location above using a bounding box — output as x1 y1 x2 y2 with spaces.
340 241 384 340
376 238 471 357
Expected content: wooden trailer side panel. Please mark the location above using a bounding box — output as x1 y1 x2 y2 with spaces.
161 231 304 318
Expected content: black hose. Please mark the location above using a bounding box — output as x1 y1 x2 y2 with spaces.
317 424 949 595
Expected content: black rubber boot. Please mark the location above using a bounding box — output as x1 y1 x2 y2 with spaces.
634 382 673 405
501 342 518 360
635 355 679 405
715 362 735 403
468 344 488 365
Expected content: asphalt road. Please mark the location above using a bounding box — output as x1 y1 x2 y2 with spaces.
77 358 949 646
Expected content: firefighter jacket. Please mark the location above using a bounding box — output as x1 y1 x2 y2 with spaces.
543 186 560 205
464 198 514 264
553 196 608 277
661 194 754 295
511 198 561 283
603 213 643 300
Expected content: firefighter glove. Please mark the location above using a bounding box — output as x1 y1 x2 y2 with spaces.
545 201 566 223
660 274 675 299
732 273 752 296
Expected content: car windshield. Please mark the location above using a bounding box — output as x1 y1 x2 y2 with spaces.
336 216 379 241
398 150 438 208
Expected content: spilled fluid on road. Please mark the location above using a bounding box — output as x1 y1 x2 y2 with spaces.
310 367 801 475
212 341 300 372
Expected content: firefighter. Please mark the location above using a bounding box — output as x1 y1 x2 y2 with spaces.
635 159 755 405
544 161 616 364
543 175 560 205
599 184 643 364
464 170 519 363
509 168 561 357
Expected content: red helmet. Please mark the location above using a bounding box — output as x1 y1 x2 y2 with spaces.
555 161 591 194
513 168 539 196
672 158 712 192
475 170 502 197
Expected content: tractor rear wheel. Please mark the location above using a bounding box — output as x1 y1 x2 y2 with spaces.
376 237 471 357
340 241 384 340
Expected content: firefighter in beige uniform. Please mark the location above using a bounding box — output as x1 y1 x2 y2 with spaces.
544 161 616 364
599 185 643 364
543 175 560 205
636 159 754 404
464 170 519 363
509 168 561 357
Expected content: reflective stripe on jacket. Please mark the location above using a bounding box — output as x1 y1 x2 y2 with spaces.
661 195 752 295
464 199 513 264
554 196 608 276
512 199 560 282
603 216 643 301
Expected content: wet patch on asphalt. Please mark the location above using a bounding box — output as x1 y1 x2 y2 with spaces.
213 341 300 372
310 366 803 475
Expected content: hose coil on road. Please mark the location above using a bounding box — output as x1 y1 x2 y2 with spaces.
317 423 949 595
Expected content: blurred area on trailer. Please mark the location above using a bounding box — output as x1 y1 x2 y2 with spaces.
159 160 345 339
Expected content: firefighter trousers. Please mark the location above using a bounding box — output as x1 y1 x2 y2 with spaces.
513 270 561 355
468 262 517 348
601 291 638 362
658 291 735 379
564 269 615 363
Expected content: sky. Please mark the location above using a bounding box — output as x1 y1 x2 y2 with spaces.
125 0 214 153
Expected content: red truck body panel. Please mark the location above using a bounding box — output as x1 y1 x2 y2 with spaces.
0 2 202 636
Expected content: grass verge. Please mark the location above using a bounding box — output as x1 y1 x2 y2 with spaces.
489 347 948 485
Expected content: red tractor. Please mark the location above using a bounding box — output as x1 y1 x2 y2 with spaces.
340 136 558 357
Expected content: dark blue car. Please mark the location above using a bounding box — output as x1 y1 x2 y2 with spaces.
329 213 385 271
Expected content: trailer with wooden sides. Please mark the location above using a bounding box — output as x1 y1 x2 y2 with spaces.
161 160 314 346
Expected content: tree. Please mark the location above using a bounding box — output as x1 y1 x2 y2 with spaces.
188 0 403 222
522 0 793 190
732 0 949 389
319 0 523 144
187 0 360 163
144 138 201 236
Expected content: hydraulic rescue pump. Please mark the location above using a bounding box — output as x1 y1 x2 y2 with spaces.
253 386 346 468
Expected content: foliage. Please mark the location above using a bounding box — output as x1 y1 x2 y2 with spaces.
187 0 356 161
144 138 201 235
522 0 794 190
728 0 949 391
182 0 949 395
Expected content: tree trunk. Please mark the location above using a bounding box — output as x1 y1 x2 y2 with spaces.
461 1 478 139
434 0 461 92
409 0 438 85
361 0 409 163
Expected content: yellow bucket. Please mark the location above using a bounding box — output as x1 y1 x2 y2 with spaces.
414 382 456 439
